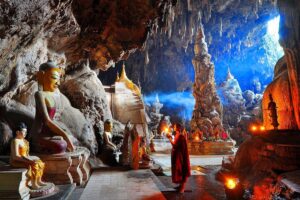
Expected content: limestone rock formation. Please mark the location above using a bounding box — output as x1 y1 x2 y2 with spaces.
190 26 224 139
61 61 112 126
228 131 300 198
277 0 300 130
262 0 300 130
218 68 246 129
262 56 297 130
148 94 164 136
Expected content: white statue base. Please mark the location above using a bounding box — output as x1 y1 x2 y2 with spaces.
30 183 55 198
0 166 30 200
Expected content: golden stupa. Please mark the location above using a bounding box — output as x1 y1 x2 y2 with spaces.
116 63 141 96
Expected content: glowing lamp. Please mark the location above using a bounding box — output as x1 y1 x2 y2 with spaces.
225 178 238 190
164 127 169 133
195 136 200 141
251 126 257 131
259 126 265 131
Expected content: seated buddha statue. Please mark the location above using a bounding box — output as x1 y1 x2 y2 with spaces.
30 61 75 154
139 137 151 167
101 120 118 165
10 123 47 190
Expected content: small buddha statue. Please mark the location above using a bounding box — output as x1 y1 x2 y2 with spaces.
268 94 279 130
130 125 140 170
101 120 118 165
103 120 117 152
139 137 151 168
10 123 47 190
31 61 75 154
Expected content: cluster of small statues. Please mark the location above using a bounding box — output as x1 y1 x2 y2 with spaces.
99 119 152 169
190 128 229 142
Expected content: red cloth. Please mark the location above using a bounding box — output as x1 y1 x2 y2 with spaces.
35 107 67 154
171 134 191 183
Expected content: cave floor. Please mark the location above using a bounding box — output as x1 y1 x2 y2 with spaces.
70 154 227 200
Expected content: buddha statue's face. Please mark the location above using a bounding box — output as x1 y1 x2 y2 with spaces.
16 128 27 139
38 68 61 92
104 122 113 132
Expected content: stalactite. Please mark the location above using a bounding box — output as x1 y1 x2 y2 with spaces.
187 0 192 11
145 49 149 65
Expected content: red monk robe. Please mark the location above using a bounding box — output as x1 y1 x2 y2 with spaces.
171 133 191 184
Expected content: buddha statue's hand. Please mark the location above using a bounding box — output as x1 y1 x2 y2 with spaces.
28 156 40 161
52 136 64 140
67 143 75 152
26 158 37 165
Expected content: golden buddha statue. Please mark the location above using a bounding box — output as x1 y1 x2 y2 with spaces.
103 120 117 152
100 120 119 165
10 123 46 190
116 63 141 96
31 61 75 154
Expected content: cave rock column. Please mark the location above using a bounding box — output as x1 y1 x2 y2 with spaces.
278 0 300 129
262 0 300 130
190 26 224 139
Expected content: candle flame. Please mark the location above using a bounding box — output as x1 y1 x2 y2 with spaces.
251 126 257 131
225 178 238 190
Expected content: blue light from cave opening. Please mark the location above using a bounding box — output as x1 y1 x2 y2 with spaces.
214 15 284 93
144 91 195 124
267 16 280 40
143 16 283 123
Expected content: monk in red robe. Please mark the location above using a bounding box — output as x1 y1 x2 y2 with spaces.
166 123 191 193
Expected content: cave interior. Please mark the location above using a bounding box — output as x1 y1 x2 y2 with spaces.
0 0 300 199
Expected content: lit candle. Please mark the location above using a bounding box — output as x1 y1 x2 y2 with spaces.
225 178 238 190
164 127 169 133
251 125 257 131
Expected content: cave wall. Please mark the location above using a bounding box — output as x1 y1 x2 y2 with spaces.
261 0 300 130
0 0 176 154
277 0 300 129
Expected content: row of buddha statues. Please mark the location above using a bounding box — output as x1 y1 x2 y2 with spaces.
9 61 73 193
7 61 151 196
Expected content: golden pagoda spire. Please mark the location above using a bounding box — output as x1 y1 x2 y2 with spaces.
118 62 129 82
116 62 141 96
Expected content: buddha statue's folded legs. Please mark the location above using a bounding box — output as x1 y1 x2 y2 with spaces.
33 136 67 154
